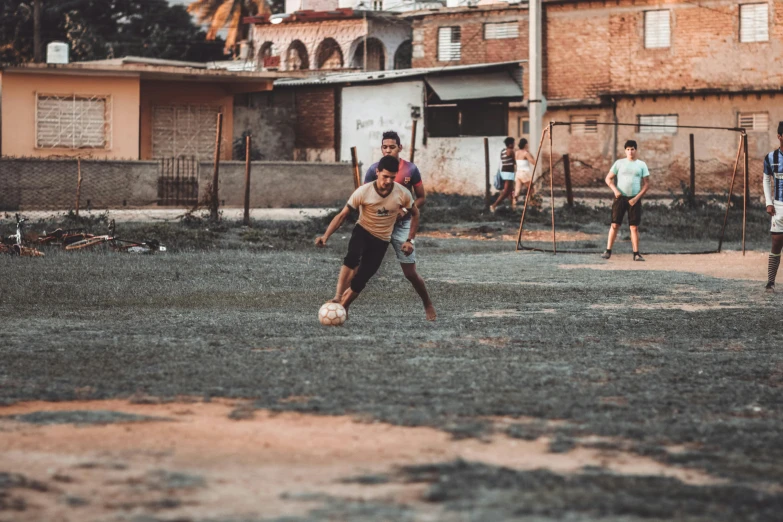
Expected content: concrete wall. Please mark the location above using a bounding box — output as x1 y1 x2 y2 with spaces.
233 92 296 161
200 161 354 208
0 158 354 210
0 72 140 159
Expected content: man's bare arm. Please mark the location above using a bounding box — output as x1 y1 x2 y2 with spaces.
315 206 352 246
401 204 420 256
629 177 650 205
605 172 621 198
413 183 426 209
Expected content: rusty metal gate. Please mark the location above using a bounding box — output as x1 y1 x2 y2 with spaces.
157 156 199 206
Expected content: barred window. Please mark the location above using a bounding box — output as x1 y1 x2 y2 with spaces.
484 22 519 40
36 94 111 149
638 114 678 134
438 26 461 62
644 10 670 49
740 3 768 43
570 115 599 135
738 112 769 131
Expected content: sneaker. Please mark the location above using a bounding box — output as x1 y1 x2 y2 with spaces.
633 253 645 262
765 282 775 293
600 250 611 259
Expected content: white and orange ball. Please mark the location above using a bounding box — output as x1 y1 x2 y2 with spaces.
318 302 346 326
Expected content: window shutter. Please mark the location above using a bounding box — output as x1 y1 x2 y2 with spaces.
644 10 670 49
438 27 461 62
36 95 108 149
571 115 599 135
738 112 769 131
639 114 678 134
740 3 768 43
484 22 519 40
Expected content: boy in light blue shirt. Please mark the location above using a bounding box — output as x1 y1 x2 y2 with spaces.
601 140 650 261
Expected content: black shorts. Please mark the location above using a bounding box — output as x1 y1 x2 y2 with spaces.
343 225 389 294
611 196 642 226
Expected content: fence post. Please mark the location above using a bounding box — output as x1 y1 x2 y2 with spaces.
350 146 361 189
484 137 490 208
563 153 573 207
74 157 83 216
243 135 252 226
210 112 223 221
409 120 418 163
689 133 696 205
742 133 749 256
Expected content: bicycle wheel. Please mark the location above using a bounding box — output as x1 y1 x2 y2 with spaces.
65 236 108 251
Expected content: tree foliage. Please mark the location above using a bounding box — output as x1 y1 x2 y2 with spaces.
0 0 227 64
187 0 269 51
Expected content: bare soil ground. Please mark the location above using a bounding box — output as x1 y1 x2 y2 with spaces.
1 198 781 521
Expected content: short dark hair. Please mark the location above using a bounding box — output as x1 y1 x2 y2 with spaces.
377 154 400 174
624 140 638 149
518 138 528 149
382 131 401 146
778 121 783 135
504 137 515 147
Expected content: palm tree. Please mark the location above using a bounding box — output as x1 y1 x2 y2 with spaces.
187 0 269 53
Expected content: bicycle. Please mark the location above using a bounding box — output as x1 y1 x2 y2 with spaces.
0 214 45 257
65 220 166 254
33 227 94 247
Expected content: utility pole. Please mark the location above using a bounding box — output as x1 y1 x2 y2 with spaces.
528 0 543 155
34 0 43 63
363 9 368 72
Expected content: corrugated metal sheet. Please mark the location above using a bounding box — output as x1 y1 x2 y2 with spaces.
425 71 522 101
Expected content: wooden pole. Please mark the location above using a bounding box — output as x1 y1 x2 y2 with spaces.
484 137 490 208
75 157 82 217
210 112 223 221
350 146 361 189
563 153 573 207
717 134 744 253
689 133 696 204
409 120 418 163
515 127 549 251
549 121 556 254
243 135 252 226
742 133 748 256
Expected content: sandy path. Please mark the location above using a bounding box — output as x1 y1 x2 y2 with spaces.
561 250 768 282
0 400 724 521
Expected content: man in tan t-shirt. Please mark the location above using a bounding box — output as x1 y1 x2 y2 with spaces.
316 155 418 315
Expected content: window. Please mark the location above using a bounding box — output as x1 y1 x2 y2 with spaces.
570 115 599 135
638 114 678 134
738 112 769 131
426 101 506 137
484 22 519 40
740 3 768 43
644 10 670 49
518 118 529 136
36 94 110 149
372 0 382 10
438 26 461 62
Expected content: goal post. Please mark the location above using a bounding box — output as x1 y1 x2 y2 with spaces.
514 121 750 256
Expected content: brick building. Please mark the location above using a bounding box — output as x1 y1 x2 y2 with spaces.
402 0 783 195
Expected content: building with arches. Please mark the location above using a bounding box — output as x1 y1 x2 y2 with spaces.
246 9 411 73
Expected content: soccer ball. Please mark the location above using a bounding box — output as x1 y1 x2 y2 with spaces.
318 302 347 326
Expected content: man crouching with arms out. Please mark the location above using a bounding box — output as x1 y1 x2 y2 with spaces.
315 155 418 317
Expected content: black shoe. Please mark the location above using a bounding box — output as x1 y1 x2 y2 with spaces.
633 253 645 262
601 250 611 259
765 282 775 293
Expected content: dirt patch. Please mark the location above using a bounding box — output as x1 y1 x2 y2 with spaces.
0 400 725 521
562 251 768 281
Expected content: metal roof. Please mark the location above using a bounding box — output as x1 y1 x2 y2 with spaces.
426 71 522 100
274 60 525 87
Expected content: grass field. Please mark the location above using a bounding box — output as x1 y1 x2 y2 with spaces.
1 198 781 521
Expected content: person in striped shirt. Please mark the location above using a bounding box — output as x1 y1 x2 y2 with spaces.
490 137 517 213
762 121 783 292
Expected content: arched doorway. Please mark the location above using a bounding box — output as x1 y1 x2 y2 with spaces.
351 37 386 71
286 40 309 70
315 38 344 69
257 41 279 69
393 40 412 70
